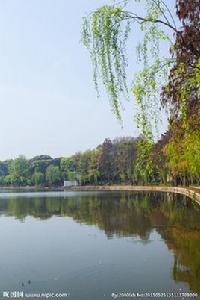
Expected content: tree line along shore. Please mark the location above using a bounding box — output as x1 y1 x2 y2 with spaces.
0 136 199 188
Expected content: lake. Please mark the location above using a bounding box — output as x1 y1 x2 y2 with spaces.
0 191 199 299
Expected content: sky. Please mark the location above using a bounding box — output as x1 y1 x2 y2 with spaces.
0 0 170 160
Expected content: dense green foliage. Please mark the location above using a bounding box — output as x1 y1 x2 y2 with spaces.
0 132 199 187
60 137 139 185
0 137 156 187
0 155 62 187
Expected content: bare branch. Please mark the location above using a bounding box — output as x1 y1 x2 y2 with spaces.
122 11 178 33
159 0 177 29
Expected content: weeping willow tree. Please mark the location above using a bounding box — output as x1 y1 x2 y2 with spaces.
82 0 200 184
82 0 176 138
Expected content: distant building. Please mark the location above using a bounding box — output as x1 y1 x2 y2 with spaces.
64 180 79 188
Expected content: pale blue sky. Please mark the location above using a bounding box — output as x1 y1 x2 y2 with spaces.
0 0 170 160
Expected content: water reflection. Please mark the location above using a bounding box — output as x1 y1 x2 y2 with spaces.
0 191 200 293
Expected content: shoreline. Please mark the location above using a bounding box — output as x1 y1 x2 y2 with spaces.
0 186 63 191
0 185 200 206
71 185 200 206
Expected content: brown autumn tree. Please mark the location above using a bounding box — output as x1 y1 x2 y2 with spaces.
162 0 200 121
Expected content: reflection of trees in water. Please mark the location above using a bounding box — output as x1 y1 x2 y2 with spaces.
0 192 200 292
161 226 200 293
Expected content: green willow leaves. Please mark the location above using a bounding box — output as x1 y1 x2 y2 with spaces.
82 0 174 136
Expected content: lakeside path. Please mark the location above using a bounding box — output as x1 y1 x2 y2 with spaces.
72 185 200 206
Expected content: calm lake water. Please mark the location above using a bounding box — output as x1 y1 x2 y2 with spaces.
0 191 199 299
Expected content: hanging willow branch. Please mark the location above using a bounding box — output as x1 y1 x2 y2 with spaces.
81 0 175 136
82 6 131 119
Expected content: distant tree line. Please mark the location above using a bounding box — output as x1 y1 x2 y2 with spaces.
0 135 199 187
0 155 62 187
0 137 137 187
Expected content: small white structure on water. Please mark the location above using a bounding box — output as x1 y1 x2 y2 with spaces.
64 180 79 188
